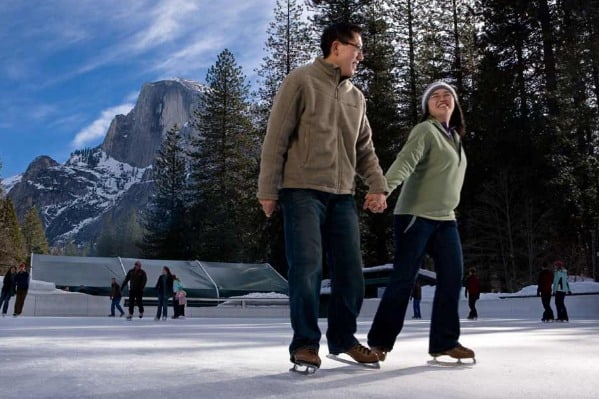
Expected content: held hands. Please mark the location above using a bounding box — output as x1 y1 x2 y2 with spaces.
363 193 387 213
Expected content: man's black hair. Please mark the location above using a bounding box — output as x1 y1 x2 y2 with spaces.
320 22 363 57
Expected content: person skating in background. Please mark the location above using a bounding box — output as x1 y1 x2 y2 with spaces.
175 289 187 319
537 265 555 322
465 268 481 320
154 266 174 321
109 277 125 317
172 275 185 319
0 265 17 317
552 260 571 322
257 22 388 371
121 260 147 320
13 263 30 317
411 279 422 319
367 81 474 363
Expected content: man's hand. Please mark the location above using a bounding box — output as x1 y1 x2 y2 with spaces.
259 199 278 218
363 193 387 213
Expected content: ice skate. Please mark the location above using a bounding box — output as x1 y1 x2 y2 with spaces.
430 344 476 365
289 347 320 375
327 344 380 369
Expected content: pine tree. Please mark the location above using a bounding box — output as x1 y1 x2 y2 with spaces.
256 0 312 124
22 206 49 256
548 0 599 277
188 49 259 262
356 1 401 266
140 124 189 259
95 210 143 258
253 0 313 275
0 198 26 271
307 0 371 33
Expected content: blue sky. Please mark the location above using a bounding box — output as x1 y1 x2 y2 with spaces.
0 0 276 179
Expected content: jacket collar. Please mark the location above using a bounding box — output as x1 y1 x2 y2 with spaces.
314 56 352 85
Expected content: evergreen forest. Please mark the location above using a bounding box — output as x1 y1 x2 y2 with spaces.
2 0 598 292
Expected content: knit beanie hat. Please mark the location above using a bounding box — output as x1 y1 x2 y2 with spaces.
421 81 458 113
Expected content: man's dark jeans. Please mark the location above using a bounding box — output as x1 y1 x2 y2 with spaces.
281 189 364 355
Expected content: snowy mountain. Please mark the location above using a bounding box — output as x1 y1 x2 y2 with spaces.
6 78 204 248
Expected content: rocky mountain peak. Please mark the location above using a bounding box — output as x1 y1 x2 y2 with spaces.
101 79 203 168
7 78 204 249
23 156 60 177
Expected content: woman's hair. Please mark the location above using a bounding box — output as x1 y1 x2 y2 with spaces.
163 266 171 275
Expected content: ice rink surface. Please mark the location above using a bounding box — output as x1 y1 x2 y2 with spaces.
1 315 598 399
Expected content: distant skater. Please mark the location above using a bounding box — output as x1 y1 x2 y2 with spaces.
172 275 185 319
13 263 30 317
122 260 147 320
109 277 125 317
464 268 481 320
154 266 173 321
537 265 554 322
552 261 571 322
0 265 17 317
411 280 422 319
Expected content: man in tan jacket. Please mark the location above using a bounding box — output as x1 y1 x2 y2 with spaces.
258 22 387 372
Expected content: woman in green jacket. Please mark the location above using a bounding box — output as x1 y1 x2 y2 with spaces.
368 81 475 363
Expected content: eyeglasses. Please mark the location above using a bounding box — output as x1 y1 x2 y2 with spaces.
338 40 363 53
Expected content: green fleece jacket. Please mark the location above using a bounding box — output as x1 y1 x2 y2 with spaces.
386 118 467 220
257 57 388 199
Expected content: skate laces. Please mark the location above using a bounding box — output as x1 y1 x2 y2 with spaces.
352 344 371 354
346 343 379 363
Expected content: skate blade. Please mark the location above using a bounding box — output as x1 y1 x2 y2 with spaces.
326 354 380 369
428 356 476 367
289 362 318 375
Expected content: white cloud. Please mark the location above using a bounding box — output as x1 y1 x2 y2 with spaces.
130 0 199 52
71 104 134 148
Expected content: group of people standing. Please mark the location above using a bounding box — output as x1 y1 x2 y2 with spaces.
257 22 473 370
0 263 30 317
537 260 572 322
109 261 187 320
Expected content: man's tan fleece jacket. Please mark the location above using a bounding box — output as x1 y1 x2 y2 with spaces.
257 57 388 200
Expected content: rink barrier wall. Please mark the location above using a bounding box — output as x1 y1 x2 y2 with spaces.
15 290 599 319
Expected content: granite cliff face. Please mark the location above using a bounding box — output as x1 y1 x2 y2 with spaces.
102 79 201 167
7 78 203 248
